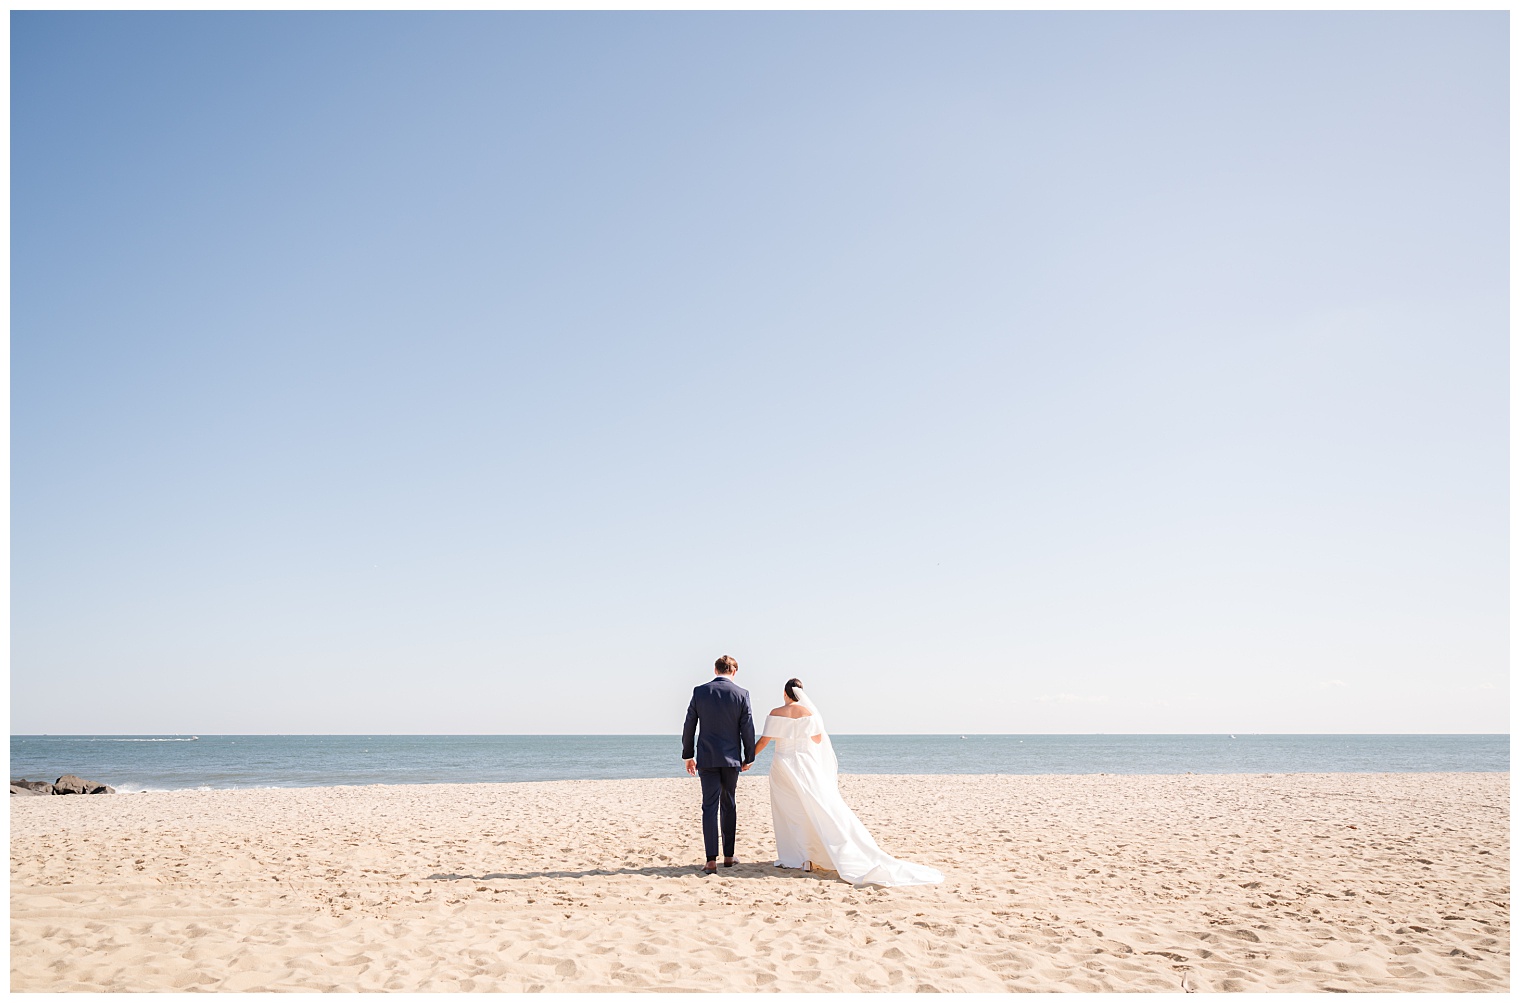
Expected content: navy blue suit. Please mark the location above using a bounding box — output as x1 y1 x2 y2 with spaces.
682 675 756 861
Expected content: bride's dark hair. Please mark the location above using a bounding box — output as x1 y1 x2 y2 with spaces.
784 678 803 702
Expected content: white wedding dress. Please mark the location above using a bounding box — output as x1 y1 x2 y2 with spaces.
762 690 943 888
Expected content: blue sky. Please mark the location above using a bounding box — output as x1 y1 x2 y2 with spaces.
11 12 1508 734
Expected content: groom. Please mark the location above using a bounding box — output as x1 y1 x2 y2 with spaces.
681 654 756 874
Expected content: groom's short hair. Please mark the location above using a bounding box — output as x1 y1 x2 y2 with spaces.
715 654 738 674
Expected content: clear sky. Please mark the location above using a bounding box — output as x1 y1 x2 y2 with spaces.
11 12 1508 735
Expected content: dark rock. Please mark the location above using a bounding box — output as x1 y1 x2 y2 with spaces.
53 774 115 795
10 779 54 794
11 784 49 796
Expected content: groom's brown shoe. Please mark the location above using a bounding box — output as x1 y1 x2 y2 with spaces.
702 861 718 874
723 857 736 868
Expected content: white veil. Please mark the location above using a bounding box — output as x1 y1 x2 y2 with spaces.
792 684 839 778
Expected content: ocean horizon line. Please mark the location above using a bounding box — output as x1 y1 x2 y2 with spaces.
12 734 1508 792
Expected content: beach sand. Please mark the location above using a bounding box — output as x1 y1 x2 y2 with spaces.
11 772 1508 992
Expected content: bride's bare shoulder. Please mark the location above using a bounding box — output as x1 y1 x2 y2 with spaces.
770 705 812 718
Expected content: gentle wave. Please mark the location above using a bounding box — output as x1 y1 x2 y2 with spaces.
18 737 200 743
113 784 286 794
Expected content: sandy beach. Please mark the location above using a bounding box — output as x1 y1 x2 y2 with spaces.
10 772 1508 992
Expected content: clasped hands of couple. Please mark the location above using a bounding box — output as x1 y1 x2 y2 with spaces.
685 759 751 774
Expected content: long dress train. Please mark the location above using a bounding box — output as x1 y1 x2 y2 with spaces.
763 709 943 888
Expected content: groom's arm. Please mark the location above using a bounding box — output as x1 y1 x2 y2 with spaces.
681 693 699 774
739 693 756 767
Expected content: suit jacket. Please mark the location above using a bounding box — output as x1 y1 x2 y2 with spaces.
681 675 756 769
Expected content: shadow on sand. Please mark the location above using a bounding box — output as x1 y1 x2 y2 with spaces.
426 863 835 882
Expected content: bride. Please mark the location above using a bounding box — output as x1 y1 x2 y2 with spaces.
753 678 943 887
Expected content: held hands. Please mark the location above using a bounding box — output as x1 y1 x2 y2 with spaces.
684 759 753 774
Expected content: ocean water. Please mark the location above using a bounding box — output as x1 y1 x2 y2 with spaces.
8 734 1508 792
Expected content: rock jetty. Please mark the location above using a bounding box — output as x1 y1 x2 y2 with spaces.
11 776 115 796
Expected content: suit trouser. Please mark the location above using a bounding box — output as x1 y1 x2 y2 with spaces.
699 767 739 861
